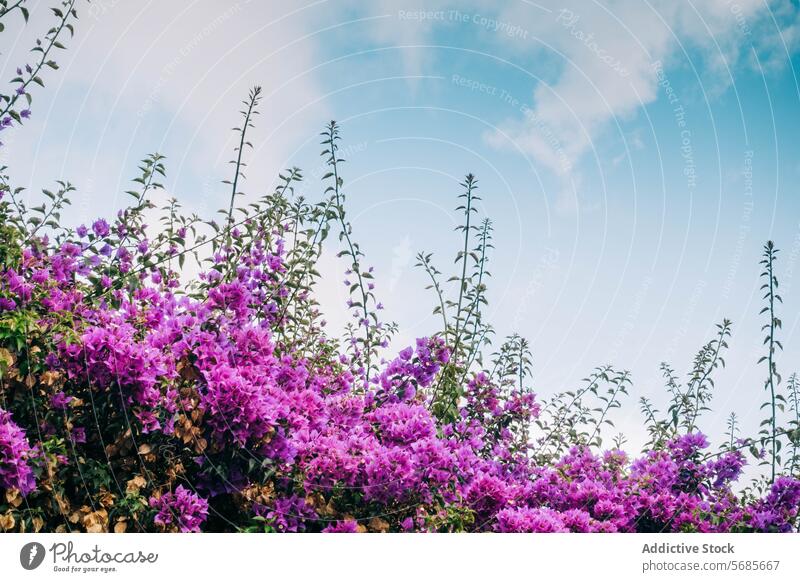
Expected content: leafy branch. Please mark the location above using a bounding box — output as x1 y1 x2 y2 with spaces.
223 86 261 242
0 0 78 128
322 121 378 387
0 0 30 27
759 241 783 483
786 373 800 475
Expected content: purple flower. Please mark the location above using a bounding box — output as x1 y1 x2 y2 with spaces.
668 432 709 460
323 520 360 533
750 477 800 532
200 363 279 447
149 485 208 532
0 408 37 495
255 495 317 532
495 507 568 533
51 391 73 410
70 426 87 444
92 219 110 238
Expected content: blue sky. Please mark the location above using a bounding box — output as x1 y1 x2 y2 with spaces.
3 0 800 455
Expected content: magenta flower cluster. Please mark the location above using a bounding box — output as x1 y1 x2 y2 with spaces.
149 485 209 533
0 409 38 495
1 5 796 534
0 212 797 535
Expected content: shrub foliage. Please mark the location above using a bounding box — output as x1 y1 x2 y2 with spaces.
0 1 799 533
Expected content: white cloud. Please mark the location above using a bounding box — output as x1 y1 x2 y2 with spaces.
487 0 784 211
344 0 797 212
2 0 329 215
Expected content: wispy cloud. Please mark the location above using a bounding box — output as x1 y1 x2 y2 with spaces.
349 0 799 212
3 0 329 213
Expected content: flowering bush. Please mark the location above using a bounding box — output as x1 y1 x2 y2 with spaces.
0 409 38 495
0 2 799 534
150 486 209 533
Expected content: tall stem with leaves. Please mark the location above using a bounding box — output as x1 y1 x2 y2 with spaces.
224 86 261 244
726 412 739 451
460 217 493 377
685 319 732 431
449 174 479 363
488 333 531 392
416 252 449 333
1 0 78 129
322 121 375 387
786 373 800 475
639 396 670 450
534 365 615 460
759 241 783 483
0 0 30 23
587 370 630 448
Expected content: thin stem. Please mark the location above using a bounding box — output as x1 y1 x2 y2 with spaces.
451 174 476 361
274 188 335 329
325 122 372 386
0 0 27 21
686 320 730 431
766 242 778 483
0 0 76 120
535 366 611 458
756 242 783 483
460 219 491 378
788 374 800 474
588 371 629 447
226 86 261 241
417 253 448 333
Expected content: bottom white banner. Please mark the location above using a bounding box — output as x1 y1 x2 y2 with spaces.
1 534 798 581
